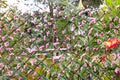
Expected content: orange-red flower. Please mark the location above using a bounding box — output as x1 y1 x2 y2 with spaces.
104 38 120 50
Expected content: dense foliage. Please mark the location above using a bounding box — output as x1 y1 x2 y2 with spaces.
0 0 120 80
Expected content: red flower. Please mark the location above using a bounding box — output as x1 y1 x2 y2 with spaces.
101 54 106 63
104 38 120 50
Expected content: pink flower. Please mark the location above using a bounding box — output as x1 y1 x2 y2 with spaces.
46 31 50 36
48 22 52 26
45 49 49 52
31 13 35 16
33 18 37 24
114 68 120 74
116 5 120 9
30 59 37 65
62 30 66 34
94 32 98 37
0 47 3 52
2 35 7 41
78 24 82 29
10 25 14 29
53 9 57 14
46 43 49 48
62 70 65 73
57 47 60 51
57 73 61 79
105 8 109 13
111 53 116 59
82 20 86 25
8 71 13 76
66 36 70 41
70 24 75 31
53 57 56 63
0 63 4 67
67 44 71 49
88 28 93 36
25 10 29 14
92 55 99 62
97 39 101 44
74 68 78 74
50 18 54 20
14 15 18 20
13 30 17 34
4 42 9 47
56 38 59 41
114 29 117 33
111 61 115 66
4 66 8 71
18 78 23 80
27 69 32 74
53 24 56 29
23 64 27 69
70 17 75 22
89 13 92 16
29 38 35 42
79 53 86 61
6 48 13 51
13 28 20 34
39 45 45 51
84 40 87 45
44 16 47 21
0 28 2 33
83 60 88 67
85 47 89 51
33 72 37 77
109 22 113 28
41 10 46 14
16 28 20 32
90 73 92 78
33 46 38 51
117 53 120 59
93 48 98 51
22 51 26 55
54 30 57 34
94 66 96 72
70 9 74 13
58 11 62 16
4 24 8 27
104 62 108 67
10 53 14 56
99 32 104 37
9 36 14 40
89 18 96 24
27 28 31 33
53 42 59 46
79 12 82 16
26 48 33 54
64 15 69 19
44 36 46 41
17 63 21 69
85 8 90 12
80 67 84 71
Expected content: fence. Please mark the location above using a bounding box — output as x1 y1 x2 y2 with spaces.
0 4 120 80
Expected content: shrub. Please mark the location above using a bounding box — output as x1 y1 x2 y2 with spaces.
0 1 120 79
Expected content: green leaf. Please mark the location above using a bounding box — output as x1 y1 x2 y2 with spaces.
60 1 68 6
18 71 27 80
56 18 68 30
115 0 120 5
105 0 113 6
